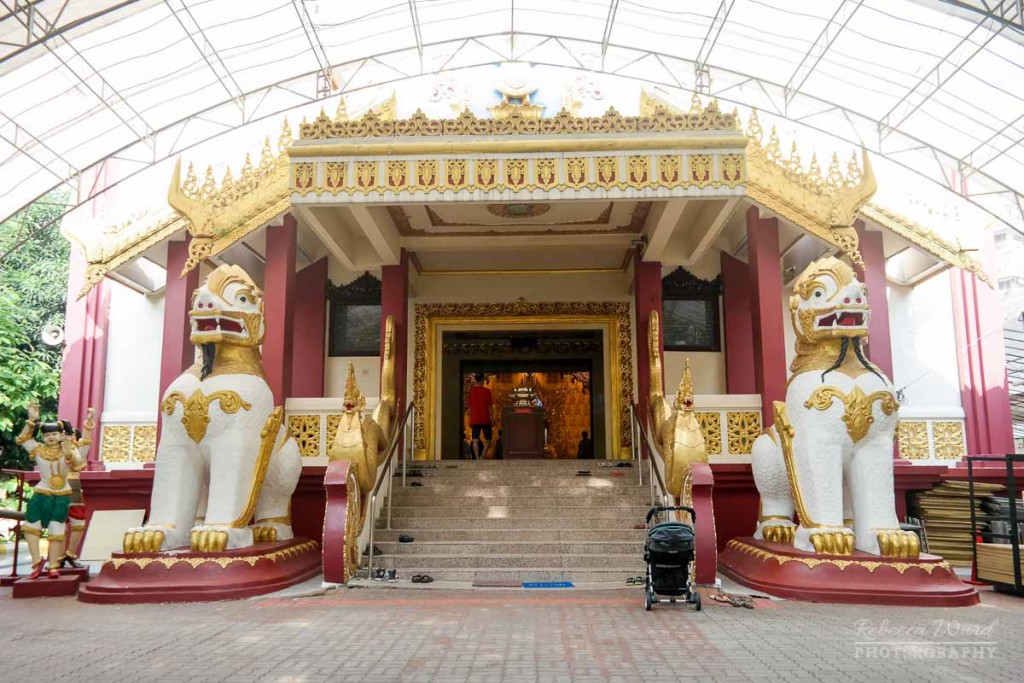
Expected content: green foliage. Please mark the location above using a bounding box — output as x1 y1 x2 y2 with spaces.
0 192 70 470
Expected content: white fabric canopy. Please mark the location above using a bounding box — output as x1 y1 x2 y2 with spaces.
2 0 1023 237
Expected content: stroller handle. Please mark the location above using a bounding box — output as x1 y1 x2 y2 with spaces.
646 505 696 523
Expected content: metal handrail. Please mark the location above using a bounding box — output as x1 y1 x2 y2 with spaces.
365 402 415 579
629 403 671 507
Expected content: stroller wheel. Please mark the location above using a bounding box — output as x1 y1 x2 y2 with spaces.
693 591 702 611
644 588 653 611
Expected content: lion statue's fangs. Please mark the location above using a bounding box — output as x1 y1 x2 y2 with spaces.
122 264 302 554
751 256 920 559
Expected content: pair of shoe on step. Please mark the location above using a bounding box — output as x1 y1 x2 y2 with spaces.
411 574 434 583
625 575 645 586
372 568 398 582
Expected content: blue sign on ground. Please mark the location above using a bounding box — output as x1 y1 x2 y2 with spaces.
522 582 574 588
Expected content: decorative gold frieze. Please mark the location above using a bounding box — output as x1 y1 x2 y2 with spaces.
727 411 762 455
695 412 722 456
326 414 342 450
133 426 157 463
932 421 965 460
309 154 744 197
415 159 439 192
897 421 929 460
288 415 322 458
299 102 740 140
100 425 131 463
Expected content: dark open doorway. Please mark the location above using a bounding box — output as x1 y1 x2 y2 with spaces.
440 330 606 460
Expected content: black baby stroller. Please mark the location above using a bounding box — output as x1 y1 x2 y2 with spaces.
643 505 700 611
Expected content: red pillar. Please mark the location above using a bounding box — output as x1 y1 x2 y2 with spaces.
290 257 329 398
634 250 663 440
380 251 410 413
855 222 894 379
746 207 788 415
720 252 756 394
950 233 1013 455
59 249 111 470
158 240 200 437
263 215 298 405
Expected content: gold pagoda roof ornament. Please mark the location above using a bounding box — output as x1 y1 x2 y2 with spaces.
167 118 294 275
298 100 740 140
489 78 543 120
743 108 875 269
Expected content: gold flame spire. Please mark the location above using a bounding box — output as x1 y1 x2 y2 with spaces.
674 357 695 411
343 361 366 412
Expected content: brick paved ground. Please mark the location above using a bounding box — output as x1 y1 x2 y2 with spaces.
2 585 1022 682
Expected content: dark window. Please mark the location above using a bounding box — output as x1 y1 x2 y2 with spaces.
661 267 721 353
328 273 382 357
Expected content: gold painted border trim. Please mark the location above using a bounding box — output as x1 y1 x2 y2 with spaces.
413 302 634 461
725 539 950 575
290 135 751 158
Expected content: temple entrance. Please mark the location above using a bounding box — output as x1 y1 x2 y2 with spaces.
439 330 606 459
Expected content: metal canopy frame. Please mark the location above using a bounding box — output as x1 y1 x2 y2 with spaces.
2 0 1024 246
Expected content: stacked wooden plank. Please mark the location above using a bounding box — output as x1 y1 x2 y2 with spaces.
910 480 1004 566
976 543 1024 586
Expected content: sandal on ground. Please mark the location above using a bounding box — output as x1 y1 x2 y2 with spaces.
419 575 433 583
411 575 423 583
399 534 415 543
61 553 85 569
626 577 636 585
409 481 423 487
372 567 387 580
386 569 398 582
575 470 591 477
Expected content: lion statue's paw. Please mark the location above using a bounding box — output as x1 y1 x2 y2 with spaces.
122 525 175 554
189 525 252 552
875 529 921 559
251 521 294 544
807 527 855 556
756 520 796 545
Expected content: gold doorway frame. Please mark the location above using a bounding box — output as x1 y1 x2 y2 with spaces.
413 301 634 460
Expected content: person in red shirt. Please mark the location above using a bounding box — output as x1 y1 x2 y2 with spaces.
466 372 494 460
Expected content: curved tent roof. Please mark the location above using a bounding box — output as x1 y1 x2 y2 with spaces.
1 0 1023 239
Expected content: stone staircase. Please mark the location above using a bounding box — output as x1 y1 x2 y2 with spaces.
369 459 650 585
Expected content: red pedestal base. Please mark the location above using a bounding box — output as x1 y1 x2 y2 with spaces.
718 537 979 607
77 538 321 604
12 574 83 598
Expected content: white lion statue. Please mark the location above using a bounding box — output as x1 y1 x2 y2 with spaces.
123 264 302 554
751 256 919 558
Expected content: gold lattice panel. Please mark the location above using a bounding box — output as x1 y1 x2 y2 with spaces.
325 414 341 453
288 415 321 458
132 426 157 462
932 421 965 460
100 425 131 462
726 412 761 455
897 421 929 460
695 412 722 455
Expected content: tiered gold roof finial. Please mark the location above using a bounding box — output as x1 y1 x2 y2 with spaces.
168 116 294 274
301 93 741 139
743 108 876 269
